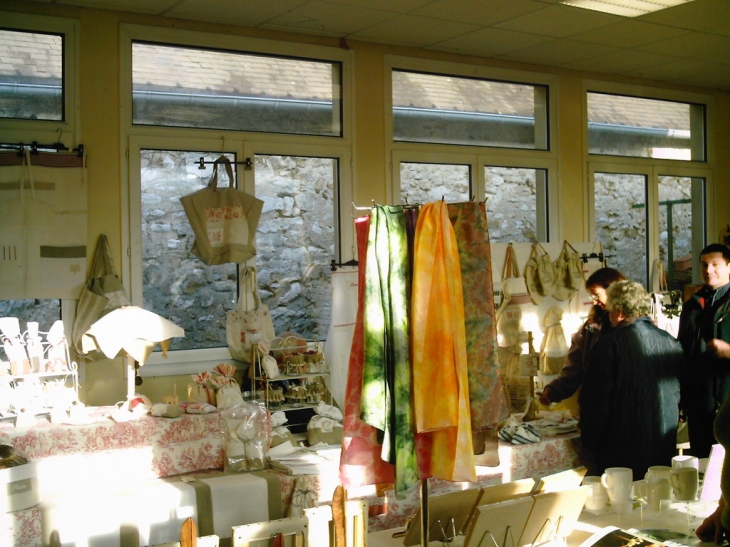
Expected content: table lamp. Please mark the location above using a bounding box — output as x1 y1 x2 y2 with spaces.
85 306 184 413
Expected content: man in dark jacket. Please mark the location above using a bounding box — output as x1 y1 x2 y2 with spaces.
579 280 681 480
677 243 730 458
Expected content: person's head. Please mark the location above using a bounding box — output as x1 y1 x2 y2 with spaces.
605 280 651 326
585 267 628 310
700 244 730 290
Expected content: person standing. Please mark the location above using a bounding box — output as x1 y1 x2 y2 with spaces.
678 243 730 458
579 280 682 479
538 267 627 408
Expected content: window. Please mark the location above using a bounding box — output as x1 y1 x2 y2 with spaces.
132 42 342 137
123 26 352 373
0 29 63 121
392 70 548 150
587 92 705 161
400 162 470 204
486 166 548 243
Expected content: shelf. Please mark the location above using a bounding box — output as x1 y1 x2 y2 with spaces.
254 372 329 381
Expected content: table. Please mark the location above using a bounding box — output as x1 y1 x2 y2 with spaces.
0 409 581 546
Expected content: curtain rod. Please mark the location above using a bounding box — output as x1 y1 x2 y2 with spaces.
0 141 84 157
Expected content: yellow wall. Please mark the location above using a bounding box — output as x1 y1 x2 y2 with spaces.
3 0 729 405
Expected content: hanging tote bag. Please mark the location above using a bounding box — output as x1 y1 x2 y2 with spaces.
539 306 570 374
226 266 276 363
552 240 585 301
524 242 558 305
180 156 264 266
72 234 132 358
496 243 531 349
0 150 88 300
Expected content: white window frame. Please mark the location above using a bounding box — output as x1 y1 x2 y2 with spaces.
386 56 560 241
121 25 354 376
0 12 81 352
584 80 714 286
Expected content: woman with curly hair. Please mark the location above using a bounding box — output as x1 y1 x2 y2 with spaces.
578 279 682 479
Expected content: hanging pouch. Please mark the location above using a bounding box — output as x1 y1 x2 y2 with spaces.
553 241 585 301
496 244 530 348
524 243 558 305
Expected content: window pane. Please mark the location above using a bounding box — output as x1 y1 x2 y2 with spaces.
140 150 237 351
0 300 61 362
486 166 545 243
594 172 648 284
255 155 336 340
659 175 704 291
400 162 470 204
588 93 705 161
0 30 63 121
393 70 547 150
133 42 342 137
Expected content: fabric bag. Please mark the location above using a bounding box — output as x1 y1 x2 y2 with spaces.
0 150 88 300
180 156 264 266
496 243 531 348
72 234 131 358
553 241 585 301
227 267 276 363
524 242 558 305
188 372 216 404
539 306 569 374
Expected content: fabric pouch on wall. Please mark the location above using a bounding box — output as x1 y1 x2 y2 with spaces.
553 241 585 301
0 150 87 300
524 242 558 305
226 266 276 364
180 156 264 266
496 243 531 349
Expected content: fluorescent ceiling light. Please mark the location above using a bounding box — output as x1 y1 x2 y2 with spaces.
560 0 694 17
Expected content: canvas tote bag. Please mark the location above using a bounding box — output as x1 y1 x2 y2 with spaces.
226 266 276 363
524 242 559 305
180 156 264 266
552 240 585 301
0 150 87 300
72 234 131 358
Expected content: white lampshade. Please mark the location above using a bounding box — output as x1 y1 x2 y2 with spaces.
86 306 185 362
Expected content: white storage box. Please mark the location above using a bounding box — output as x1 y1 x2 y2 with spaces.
0 461 40 513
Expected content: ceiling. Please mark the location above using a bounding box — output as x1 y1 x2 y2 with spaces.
38 0 730 91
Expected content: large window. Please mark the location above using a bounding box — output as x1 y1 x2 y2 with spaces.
132 42 342 137
124 26 352 372
393 70 548 150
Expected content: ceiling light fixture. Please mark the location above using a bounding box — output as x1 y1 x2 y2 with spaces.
560 0 694 17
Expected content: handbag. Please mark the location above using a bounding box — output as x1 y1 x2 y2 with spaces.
72 234 131 359
552 240 585 301
524 242 558 305
496 243 531 349
226 266 276 363
539 306 569 374
180 156 264 266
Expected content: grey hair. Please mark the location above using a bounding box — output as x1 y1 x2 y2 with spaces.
606 279 652 318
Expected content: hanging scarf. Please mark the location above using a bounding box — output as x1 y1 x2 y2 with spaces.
447 202 510 457
411 201 476 483
339 216 395 488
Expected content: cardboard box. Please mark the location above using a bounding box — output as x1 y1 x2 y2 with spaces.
0 461 40 513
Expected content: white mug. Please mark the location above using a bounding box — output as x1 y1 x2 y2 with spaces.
646 477 672 512
670 467 699 501
672 455 699 470
582 476 608 512
601 467 633 504
645 465 672 482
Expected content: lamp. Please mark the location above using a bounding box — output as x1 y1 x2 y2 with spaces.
85 306 184 414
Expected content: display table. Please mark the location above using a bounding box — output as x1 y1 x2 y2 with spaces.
0 409 580 546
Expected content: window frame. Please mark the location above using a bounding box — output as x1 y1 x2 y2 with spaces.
121 26 354 376
584 80 714 287
386 56 559 241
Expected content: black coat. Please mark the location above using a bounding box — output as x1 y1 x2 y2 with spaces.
578 316 681 480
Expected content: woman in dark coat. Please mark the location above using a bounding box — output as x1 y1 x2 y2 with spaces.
578 279 682 479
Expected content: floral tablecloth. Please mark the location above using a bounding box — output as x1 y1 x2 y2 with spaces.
0 408 580 546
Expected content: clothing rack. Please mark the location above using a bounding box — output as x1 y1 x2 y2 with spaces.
0 141 84 157
197 156 253 170
330 259 358 271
